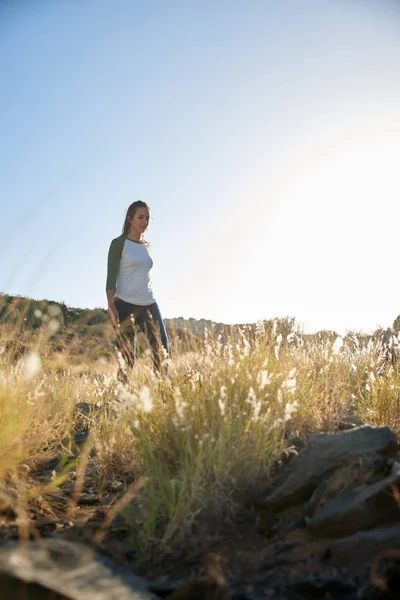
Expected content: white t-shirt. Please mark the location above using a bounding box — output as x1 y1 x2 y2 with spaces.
106 236 155 305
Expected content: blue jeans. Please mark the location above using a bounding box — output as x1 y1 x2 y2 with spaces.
114 299 170 375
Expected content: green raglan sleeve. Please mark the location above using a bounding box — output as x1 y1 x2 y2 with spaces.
106 236 125 291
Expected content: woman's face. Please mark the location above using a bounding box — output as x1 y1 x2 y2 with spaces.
129 207 150 236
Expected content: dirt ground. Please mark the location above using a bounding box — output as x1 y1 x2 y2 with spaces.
0 454 382 600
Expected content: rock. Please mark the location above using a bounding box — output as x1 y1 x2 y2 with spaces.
287 576 357 598
0 538 156 600
288 437 306 452
75 402 101 416
16 463 31 474
297 455 393 527
307 474 400 538
336 415 363 431
391 461 400 476
326 526 400 565
358 558 400 599
280 447 299 466
34 456 63 473
0 573 68 600
231 505 251 524
74 431 90 445
76 402 93 416
370 455 393 478
281 479 332 531
166 579 230 599
263 538 331 569
258 426 398 511
78 493 101 506
256 513 280 537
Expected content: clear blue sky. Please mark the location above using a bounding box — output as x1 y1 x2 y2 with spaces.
1 0 400 334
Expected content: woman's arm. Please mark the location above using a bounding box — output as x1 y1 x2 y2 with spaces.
106 288 119 326
106 236 125 326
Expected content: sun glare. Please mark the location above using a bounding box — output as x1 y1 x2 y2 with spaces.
246 121 400 334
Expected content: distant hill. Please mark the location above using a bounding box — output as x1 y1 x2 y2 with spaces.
0 293 231 358
0 293 217 330
0 292 299 361
0 292 253 338
1 293 399 363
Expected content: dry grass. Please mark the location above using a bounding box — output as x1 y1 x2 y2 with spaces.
0 313 400 562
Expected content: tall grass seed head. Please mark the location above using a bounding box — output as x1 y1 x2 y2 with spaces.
138 385 153 413
23 351 42 381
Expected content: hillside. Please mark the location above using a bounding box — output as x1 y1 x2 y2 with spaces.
1 293 399 366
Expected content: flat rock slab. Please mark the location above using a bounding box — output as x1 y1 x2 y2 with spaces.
0 538 156 600
307 473 400 537
260 426 398 511
264 526 400 572
327 525 400 565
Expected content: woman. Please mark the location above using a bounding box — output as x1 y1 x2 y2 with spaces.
106 201 170 381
